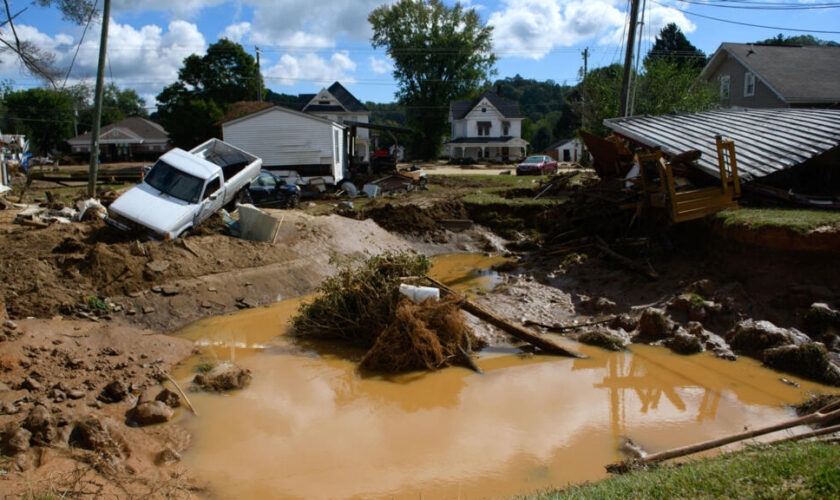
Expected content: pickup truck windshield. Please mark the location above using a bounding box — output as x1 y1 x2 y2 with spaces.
144 160 204 204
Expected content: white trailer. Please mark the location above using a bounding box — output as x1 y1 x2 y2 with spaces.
221 106 347 186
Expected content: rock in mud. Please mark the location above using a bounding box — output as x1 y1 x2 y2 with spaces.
686 322 736 361
3 427 32 455
577 330 626 351
579 296 616 314
686 279 715 298
155 388 180 408
23 404 56 445
98 380 129 403
727 319 811 355
665 327 704 355
156 446 182 466
804 303 840 341
68 416 117 454
634 308 675 342
609 313 638 333
193 362 252 392
762 343 840 387
128 401 175 426
21 376 41 391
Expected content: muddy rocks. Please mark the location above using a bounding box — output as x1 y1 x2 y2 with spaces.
155 388 180 408
156 446 182 466
609 313 638 333
20 376 41 391
23 404 56 445
665 327 704 355
727 319 811 354
634 308 676 342
762 343 840 387
128 401 175 426
3 427 32 455
804 303 840 342
577 329 626 351
579 296 616 314
193 362 252 392
686 322 736 361
68 416 117 454
98 380 129 403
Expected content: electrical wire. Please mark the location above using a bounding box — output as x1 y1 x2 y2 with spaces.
62 0 99 89
652 1 840 33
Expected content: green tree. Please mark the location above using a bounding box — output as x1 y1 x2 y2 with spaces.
156 39 261 148
756 34 839 47
3 87 75 154
264 89 299 109
573 64 622 136
369 0 496 159
643 23 706 71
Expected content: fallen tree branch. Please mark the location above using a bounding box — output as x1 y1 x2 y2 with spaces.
607 399 840 473
457 345 483 374
154 367 198 417
594 235 658 280
424 276 585 359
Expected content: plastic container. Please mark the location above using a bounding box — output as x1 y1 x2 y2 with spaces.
399 284 440 303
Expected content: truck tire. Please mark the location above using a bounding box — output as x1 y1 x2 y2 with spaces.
288 194 300 209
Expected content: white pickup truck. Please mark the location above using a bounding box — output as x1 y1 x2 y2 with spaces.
106 138 262 239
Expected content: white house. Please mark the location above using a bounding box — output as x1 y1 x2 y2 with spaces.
445 91 528 161
545 138 585 163
221 105 347 185
297 82 371 163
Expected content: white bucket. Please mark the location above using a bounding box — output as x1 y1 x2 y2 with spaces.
399 284 440 303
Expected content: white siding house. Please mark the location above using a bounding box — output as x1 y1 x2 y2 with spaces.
298 82 371 163
222 106 347 184
446 91 528 161
545 138 585 163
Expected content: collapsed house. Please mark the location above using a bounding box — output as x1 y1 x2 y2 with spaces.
602 108 840 210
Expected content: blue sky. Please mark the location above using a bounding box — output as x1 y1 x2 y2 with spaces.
1 0 838 108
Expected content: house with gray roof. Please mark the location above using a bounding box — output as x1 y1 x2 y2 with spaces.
446 90 528 161
67 116 170 161
700 43 840 109
297 82 371 162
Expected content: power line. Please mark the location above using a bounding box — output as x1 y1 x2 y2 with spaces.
653 1 840 33
676 0 840 9
61 0 98 89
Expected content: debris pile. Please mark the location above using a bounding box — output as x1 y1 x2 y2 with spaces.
291 252 482 373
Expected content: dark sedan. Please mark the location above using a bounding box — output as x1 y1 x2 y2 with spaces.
516 155 558 176
248 170 300 208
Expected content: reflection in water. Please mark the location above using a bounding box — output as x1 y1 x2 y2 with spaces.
428 253 512 293
171 255 838 500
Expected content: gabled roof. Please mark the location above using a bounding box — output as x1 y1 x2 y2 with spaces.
545 137 579 151
700 43 840 105
68 116 168 144
220 104 346 129
604 108 840 181
449 91 523 120
299 82 369 113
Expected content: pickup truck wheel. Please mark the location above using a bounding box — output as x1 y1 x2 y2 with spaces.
288 194 300 209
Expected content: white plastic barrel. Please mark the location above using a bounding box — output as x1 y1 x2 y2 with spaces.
399 284 440 303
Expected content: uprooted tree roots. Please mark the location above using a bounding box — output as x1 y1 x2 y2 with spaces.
291 252 483 373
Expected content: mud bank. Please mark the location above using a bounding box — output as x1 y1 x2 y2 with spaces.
710 218 840 253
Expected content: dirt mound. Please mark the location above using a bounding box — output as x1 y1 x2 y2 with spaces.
360 296 479 372
363 201 468 236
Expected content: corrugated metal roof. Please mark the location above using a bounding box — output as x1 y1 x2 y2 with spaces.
604 108 840 181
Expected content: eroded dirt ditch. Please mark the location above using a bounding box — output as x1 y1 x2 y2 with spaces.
169 255 837 500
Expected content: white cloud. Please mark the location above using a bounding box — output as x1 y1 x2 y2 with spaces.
489 0 626 59
599 4 695 46
264 51 356 87
368 56 392 74
220 22 251 43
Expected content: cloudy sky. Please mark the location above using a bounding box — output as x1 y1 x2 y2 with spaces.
1 0 837 107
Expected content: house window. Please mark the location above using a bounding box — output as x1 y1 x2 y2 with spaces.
319 99 329 105
477 121 491 136
502 121 510 136
744 72 755 97
720 75 730 99
481 107 486 113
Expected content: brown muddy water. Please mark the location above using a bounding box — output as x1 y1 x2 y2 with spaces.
172 254 837 500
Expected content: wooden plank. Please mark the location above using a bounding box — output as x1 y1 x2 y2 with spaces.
675 193 734 213
673 188 725 202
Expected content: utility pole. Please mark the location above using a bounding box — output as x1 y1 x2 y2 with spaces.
628 0 647 117
619 0 641 118
255 46 263 102
581 47 588 130
87 0 111 198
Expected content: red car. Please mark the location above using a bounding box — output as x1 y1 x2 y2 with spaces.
516 155 558 176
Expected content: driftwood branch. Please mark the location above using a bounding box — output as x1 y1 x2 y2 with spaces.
457 345 483 374
594 236 658 280
424 276 585 359
155 367 198 416
607 399 840 472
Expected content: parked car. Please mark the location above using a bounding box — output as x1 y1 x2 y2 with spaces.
106 138 261 239
248 170 300 208
516 155 558 176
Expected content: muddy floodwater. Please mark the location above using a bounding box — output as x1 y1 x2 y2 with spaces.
173 254 837 500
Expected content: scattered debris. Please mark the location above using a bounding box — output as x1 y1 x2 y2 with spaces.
193 362 252 391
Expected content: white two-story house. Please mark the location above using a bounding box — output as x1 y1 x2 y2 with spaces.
298 82 371 163
446 91 528 161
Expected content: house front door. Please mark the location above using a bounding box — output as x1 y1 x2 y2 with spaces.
502 147 509 161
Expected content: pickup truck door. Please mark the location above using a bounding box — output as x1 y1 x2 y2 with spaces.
195 176 225 225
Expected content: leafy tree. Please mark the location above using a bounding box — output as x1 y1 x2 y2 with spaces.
264 89 300 109
369 0 496 159
3 87 75 154
572 64 622 136
643 23 706 71
756 34 839 47
156 39 261 148
366 101 406 125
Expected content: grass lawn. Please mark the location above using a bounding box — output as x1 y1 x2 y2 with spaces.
714 207 840 233
521 441 840 499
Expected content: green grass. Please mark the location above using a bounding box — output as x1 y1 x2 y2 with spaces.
714 207 840 234
461 191 567 207
521 441 840 499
